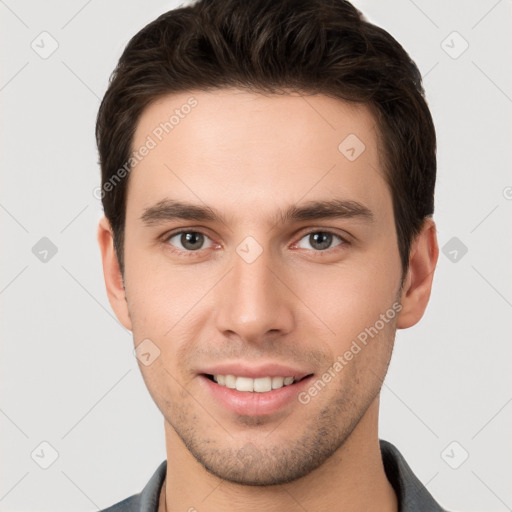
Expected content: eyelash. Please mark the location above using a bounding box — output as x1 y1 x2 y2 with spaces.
161 228 351 257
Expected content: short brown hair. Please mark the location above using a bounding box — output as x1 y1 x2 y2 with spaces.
96 0 436 279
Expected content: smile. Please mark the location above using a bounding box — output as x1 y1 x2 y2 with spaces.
206 374 305 392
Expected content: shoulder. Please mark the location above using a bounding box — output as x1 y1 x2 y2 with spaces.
100 494 141 512
380 440 450 512
99 460 167 512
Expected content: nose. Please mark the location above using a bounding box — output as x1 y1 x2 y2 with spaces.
214 242 295 345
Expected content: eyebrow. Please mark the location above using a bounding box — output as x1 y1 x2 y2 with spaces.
140 198 374 227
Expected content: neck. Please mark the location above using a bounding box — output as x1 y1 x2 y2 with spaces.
160 398 397 512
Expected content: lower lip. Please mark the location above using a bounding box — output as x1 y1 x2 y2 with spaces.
199 374 314 416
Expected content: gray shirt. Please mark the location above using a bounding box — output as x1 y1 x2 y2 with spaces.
100 439 448 511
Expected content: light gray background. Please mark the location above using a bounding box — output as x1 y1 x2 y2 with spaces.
1 1 511 511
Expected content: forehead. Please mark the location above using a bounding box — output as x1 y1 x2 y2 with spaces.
126 88 390 225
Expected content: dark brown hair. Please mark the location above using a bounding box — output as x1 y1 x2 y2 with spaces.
96 0 436 279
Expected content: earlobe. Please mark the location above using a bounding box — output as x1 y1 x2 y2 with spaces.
97 216 132 331
396 218 439 329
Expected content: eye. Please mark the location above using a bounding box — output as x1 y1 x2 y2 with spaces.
165 230 214 252
295 230 347 252
162 228 349 256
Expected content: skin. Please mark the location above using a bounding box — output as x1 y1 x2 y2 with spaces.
98 88 438 512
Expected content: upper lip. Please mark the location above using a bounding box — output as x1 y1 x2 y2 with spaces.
199 362 314 380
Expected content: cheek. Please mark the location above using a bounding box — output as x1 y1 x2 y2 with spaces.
124 246 210 335
294 256 400 345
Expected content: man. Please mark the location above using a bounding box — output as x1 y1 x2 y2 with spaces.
96 0 445 510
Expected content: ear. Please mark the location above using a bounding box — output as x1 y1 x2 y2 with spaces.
396 218 439 329
97 216 132 331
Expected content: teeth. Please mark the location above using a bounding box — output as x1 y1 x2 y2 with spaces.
271 376 284 389
254 377 272 392
212 374 297 392
225 375 237 389
236 376 254 392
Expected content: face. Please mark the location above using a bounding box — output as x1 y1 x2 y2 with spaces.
120 88 404 485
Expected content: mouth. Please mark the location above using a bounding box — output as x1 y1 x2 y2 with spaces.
199 372 315 416
202 373 313 393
